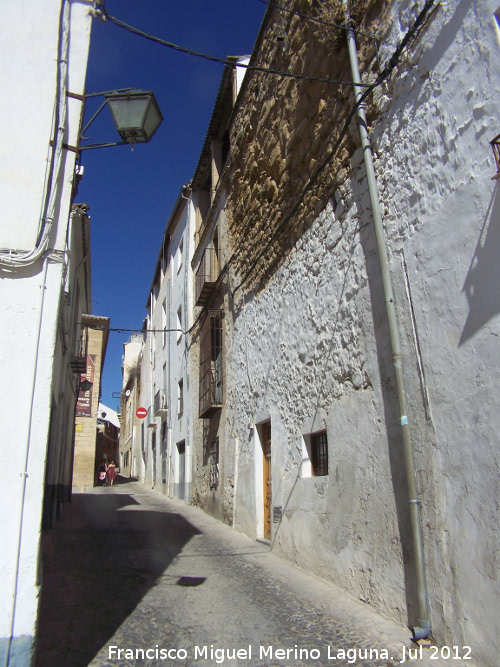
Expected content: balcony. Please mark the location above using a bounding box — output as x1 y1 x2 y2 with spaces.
199 359 223 418
70 356 87 374
154 390 168 417
71 326 88 374
195 245 219 307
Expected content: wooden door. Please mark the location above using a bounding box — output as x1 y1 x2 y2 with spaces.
262 422 272 539
177 441 185 500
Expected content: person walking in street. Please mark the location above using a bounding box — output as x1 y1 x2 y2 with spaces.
98 459 108 486
107 460 117 487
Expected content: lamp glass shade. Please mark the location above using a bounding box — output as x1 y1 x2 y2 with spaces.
105 91 163 144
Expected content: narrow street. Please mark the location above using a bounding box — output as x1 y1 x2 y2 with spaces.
36 480 470 667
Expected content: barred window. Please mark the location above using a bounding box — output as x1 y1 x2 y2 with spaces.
199 309 223 418
311 431 328 476
177 306 183 342
209 438 219 489
178 378 184 416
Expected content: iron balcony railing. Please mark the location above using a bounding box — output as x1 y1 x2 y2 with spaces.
70 326 88 374
199 310 223 418
154 389 168 417
195 245 219 307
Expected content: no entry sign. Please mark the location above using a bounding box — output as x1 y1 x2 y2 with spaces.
136 407 148 419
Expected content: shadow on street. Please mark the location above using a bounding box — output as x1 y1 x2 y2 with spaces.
35 479 202 667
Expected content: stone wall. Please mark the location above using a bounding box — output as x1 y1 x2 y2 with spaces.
227 0 388 290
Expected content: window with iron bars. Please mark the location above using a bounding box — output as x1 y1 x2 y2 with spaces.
178 378 184 417
209 437 219 489
310 431 329 476
199 309 223 418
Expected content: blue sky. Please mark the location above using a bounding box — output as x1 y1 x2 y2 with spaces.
78 0 266 409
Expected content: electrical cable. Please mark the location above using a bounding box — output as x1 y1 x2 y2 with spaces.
80 325 185 334
81 316 210 337
0 1 71 268
84 0 436 339
97 1 372 88
254 0 379 40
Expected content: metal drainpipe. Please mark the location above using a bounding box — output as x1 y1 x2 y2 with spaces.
167 272 172 497
183 203 191 505
342 1 431 640
150 292 156 488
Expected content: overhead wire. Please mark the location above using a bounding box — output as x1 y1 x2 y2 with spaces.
81 325 185 334
87 0 436 335
230 0 437 297
97 1 372 88
254 0 379 40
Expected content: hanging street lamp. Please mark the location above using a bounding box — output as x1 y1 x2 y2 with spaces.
62 88 164 152
104 90 163 147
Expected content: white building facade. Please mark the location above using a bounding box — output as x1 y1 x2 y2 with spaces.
0 1 92 664
139 186 195 502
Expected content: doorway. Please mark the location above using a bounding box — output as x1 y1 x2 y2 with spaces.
177 440 185 500
161 420 168 493
151 429 157 487
261 421 272 539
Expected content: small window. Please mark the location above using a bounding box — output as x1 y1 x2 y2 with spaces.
152 276 160 310
311 431 328 476
494 7 500 46
177 306 182 342
178 379 184 417
209 437 219 489
177 238 184 274
162 299 167 347
302 430 329 477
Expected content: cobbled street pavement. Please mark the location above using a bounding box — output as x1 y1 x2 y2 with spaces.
36 479 475 667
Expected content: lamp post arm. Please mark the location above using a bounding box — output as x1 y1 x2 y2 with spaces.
80 89 134 137
80 141 130 151
65 88 162 152
81 99 107 136
84 87 133 98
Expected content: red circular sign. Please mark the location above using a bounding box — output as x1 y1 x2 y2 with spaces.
136 407 148 419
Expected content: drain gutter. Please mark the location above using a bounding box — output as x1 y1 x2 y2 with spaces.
342 1 431 640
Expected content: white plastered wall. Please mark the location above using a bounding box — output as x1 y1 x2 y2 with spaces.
0 0 92 659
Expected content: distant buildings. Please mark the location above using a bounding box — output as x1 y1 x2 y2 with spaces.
120 334 143 480
96 402 120 471
120 1 500 665
73 316 111 492
0 1 92 663
129 185 196 499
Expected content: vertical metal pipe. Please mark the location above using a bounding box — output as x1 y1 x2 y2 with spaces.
183 196 192 504
342 0 431 639
167 264 172 496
